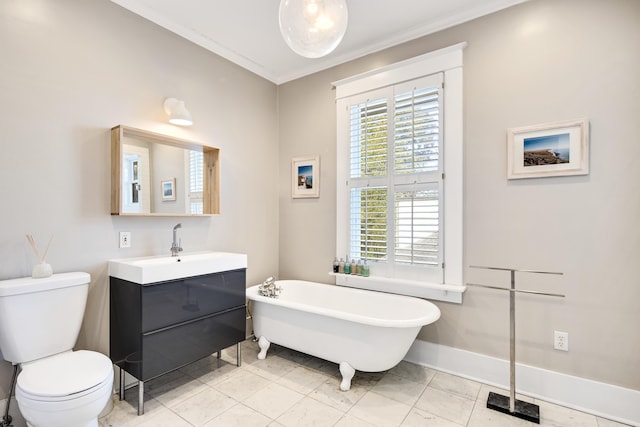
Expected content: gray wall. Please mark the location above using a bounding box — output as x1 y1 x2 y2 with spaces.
278 0 640 391
1 0 638 404
0 0 279 397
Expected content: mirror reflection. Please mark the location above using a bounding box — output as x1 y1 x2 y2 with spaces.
111 126 219 216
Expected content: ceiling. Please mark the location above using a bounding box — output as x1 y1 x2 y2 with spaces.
110 0 528 84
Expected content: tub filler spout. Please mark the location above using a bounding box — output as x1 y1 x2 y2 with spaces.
258 276 281 298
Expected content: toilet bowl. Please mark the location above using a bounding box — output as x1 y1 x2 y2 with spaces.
15 350 114 427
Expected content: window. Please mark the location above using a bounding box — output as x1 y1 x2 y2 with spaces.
347 74 444 283
188 150 204 214
335 43 465 302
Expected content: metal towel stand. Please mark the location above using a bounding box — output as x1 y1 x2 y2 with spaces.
467 265 564 424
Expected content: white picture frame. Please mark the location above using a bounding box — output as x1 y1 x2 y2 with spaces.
291 155 320 198
161 178 176 201
507 118 589 179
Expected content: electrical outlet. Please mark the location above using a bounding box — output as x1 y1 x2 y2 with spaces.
119 231 131 248
554 331 569 351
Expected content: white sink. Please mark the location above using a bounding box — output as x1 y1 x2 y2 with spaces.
109 251 247 284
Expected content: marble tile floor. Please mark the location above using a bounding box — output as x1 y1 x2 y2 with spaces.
4 339 629 427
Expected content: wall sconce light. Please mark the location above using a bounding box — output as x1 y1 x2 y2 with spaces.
279 0 348 58
163 97 193 126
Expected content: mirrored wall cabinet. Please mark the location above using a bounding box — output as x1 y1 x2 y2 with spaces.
111 125 219 216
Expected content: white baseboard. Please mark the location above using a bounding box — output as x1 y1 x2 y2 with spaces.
405 339 640 427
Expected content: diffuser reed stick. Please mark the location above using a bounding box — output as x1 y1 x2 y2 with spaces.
26 234 53 263
41 235 53 262
26 234 42 262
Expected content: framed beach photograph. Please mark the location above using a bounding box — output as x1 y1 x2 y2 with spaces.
161 178 176 201
292 155 320 198
507 118 589 179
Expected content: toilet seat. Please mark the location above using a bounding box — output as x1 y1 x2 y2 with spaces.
18 375 112 403
17 350 113 401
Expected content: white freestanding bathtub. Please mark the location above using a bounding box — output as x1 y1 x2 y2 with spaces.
246 280 441 390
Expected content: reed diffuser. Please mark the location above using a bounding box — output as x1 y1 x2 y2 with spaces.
27 234 53 278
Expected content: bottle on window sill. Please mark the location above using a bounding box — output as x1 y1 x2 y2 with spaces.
362 260 370 277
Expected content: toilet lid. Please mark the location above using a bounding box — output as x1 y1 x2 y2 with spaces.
17 350 113 398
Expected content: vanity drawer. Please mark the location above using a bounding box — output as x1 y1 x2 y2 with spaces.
140 306 246 381
141 269 245 332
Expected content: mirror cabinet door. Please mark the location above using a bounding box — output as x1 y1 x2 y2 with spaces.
111 125 219 216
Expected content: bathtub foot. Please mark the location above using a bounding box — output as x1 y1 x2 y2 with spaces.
257 336 270 360
339 362 355 391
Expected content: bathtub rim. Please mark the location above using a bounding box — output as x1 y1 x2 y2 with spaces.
246 280 441 328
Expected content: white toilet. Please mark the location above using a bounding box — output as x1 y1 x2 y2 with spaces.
0 272 113 427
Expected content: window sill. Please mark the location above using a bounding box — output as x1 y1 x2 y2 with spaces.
329 272 465 304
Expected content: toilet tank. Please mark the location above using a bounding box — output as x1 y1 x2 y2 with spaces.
0 272 90 364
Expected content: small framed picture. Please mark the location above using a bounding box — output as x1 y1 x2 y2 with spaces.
292 155 320 198
161 178 176 201
507 118 589 179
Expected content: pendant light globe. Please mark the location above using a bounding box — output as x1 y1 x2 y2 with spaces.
279 0 348 58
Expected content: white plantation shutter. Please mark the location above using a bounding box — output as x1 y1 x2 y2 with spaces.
189 150 204 214
394 85 440 174
349 97 387 179
394 183 440 266
350 186 388 261
344 73 444 282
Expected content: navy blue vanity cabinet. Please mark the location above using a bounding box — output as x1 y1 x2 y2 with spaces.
110 269 246 385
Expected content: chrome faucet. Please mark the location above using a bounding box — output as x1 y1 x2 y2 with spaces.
258 276 281 298
170 223 183 256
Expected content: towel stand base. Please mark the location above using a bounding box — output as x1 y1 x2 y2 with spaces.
487 391 540 424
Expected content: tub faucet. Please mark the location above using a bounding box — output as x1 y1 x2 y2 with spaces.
170 223 183 257
258 276 281 298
